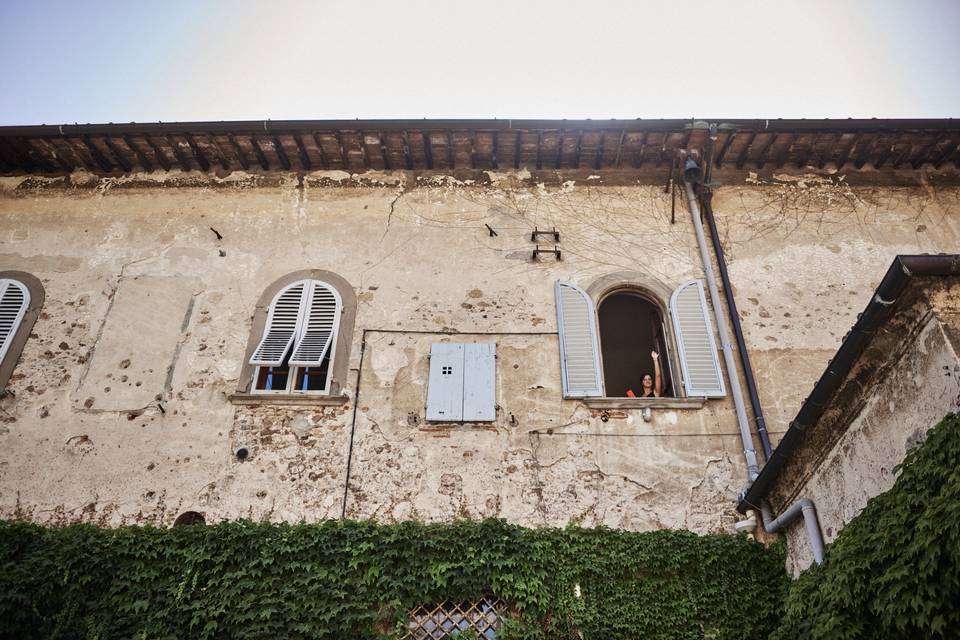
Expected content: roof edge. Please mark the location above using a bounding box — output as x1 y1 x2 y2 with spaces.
1 117 959 137
737 254 960 513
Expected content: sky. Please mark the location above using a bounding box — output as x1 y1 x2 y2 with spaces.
1 0 958 125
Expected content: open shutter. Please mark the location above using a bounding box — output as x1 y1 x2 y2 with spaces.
289 281 341 366
670 280 726 397
249 281 308 366
555 281 603 398
0 279 30 364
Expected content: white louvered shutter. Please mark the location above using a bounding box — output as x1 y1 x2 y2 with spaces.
289 281 341 366
249 281 308 366
0 279 30 365
670 280 726 397
555 281 603 398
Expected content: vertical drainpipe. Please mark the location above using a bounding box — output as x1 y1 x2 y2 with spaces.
701 192 773 460
682 178 760 483
701 131 773 459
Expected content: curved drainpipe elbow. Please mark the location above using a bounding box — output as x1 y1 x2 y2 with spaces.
760 498 825 565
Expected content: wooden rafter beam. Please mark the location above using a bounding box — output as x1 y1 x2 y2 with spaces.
854 133 879 169
754 132 778 169
142 134 170 171
774 132 796 168
82 135 113 172
120 135 152 172
834 133 861 169
248 136 270 170
933 139 959 169
204 133 231 171
33 137 73 173
714 131 736 167
635 131 649 168
735 131 757 169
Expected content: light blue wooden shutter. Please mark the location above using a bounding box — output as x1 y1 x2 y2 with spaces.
249 281 308 366
670 280 726 397
0 279 30 365
462 343 496 421
555 281 603 398
426 343 464 421
289 281 341 366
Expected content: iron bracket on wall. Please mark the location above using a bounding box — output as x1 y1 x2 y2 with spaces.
531 227 560 242
532 245 561 261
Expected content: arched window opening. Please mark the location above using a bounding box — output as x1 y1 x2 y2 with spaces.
173 511 206 527
250 279 341 395
597 291 674 398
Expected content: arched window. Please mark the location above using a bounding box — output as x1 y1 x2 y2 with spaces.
250 279 341 394
555 277 725 399
0 273 43 392
237 270 356 399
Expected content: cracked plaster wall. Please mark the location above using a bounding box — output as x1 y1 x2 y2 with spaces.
773 311 960 575
0 171 958 534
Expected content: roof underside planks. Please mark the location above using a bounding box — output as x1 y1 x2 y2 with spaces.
0 119 957 176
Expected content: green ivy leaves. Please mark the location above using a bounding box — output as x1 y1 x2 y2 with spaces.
0 517 786 640
773 412 960 640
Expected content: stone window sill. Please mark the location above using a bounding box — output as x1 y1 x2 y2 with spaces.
228 393 350 407
581 397 706 410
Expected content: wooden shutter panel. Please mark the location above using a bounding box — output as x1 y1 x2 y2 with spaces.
555 281 603 398
462 343 496 421
249 281 308 366
426 343 465 421
289 281 341 366
0 279 30 365
670 280 726 397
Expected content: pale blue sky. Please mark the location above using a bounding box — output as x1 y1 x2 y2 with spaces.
1 0 957 125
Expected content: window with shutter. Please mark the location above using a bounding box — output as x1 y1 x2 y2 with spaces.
0 279 30 366
669 280 726 397
555 281 604 398
250 279 341 395
425 343 496 422
250 281 307 366
289 283 341 366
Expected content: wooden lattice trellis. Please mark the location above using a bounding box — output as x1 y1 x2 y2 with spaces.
406 596 507 639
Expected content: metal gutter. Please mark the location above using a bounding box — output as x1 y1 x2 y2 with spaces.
737 254 960 513
0 118 957 137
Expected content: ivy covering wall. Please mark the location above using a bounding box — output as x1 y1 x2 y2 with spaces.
5 413 955 639
773 412 960 640
0 518 786 640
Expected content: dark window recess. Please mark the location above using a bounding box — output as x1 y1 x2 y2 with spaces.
255 362 291 391
598 292 673 397
296 355 330 391
173 511 205 527
442 366 453 375
406 597 507 639
254 350 331 392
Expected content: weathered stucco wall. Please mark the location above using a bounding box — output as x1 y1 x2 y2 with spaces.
0 170 958 536
773 309 960 574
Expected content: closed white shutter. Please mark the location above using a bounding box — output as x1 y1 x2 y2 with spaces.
249 281 308 366
0 279 30 365
289 281 341 366
670 280 726 397
555 281 603 398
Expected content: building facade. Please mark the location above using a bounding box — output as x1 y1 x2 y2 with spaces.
1 120 958 572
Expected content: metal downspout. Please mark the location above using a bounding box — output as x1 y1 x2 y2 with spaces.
683 179 760 482
701 192 774 460
760 499 826 565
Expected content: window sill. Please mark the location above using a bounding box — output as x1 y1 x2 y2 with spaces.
581 397 706 410
228 393 350 407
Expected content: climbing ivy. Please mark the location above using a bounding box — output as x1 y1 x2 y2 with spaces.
0 518 786 639
774 412 960 640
